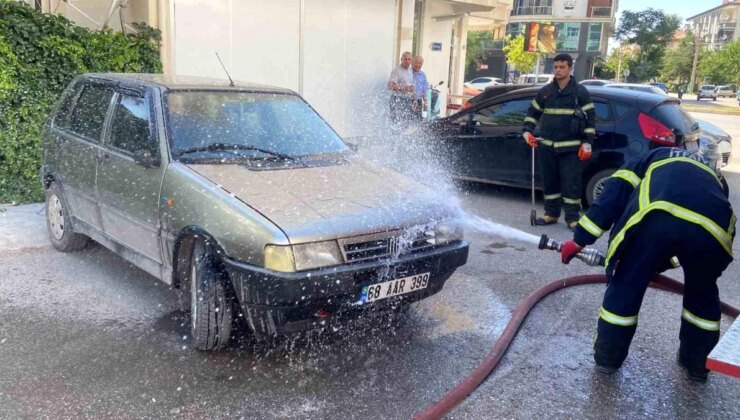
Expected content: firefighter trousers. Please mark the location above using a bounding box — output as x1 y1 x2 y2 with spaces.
537 147 584 223
594 213 733 370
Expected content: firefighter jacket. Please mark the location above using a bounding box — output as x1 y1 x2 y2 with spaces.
573 147 736 277
522 78 596 153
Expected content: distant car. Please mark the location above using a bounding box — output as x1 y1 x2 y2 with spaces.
697 120 733 167
464 77 503 90
697 85 718 101
422 86 700 205
716 85 735 98
518 74 554 85
606 83 667 96
649 82 668 93
40 73 469 348
580 79 612 87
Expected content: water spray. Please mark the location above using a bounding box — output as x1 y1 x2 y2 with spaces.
538 234 606 267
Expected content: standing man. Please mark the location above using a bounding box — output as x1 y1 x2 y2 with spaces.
561 141 735 382
387 51 415 129
522 53 596 230
412 55 429 120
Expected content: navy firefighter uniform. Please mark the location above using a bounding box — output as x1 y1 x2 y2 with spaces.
522 78 596 226
565 147 735 379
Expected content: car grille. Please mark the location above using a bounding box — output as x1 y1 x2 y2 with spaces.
340 229 436 263
722 152 731 165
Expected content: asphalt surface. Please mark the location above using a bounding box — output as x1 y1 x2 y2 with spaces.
1 112 739 419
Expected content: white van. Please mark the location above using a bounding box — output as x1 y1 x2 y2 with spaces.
518 74 554 85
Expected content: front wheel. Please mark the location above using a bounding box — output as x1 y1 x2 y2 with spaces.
189 239 234 351
45 182 88 252
585 168 617 206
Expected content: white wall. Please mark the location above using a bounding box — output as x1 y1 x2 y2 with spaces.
553 0 588 18
170 0 396 138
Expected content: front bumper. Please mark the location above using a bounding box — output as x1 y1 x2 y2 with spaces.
222 241 469 336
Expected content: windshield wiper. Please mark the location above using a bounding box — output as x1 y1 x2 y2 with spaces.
176 143 294 160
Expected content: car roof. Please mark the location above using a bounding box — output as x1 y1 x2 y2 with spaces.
80 73 294 94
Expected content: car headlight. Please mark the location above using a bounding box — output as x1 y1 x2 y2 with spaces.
264 241 343 272
434 222 464 245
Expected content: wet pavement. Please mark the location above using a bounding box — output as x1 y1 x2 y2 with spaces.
1 114 739 418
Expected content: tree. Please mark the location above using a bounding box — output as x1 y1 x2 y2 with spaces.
465 30 493 69
661 31 697 86
502 34 538 76
614 8 681 81
594 45 637 81
699 39 740 85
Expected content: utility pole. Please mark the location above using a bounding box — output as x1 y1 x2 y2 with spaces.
616 50 622 83
689 24 702 94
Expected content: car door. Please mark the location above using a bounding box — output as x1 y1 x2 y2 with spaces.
53 81 116 232
96 88 165 264
448 97 533 184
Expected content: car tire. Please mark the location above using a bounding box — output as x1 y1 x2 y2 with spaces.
189 238 234 351
45 182 88 252
586 168 616 206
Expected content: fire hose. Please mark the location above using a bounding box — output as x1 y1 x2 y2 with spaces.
413 235 740 420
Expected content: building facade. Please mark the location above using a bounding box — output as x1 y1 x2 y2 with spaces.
505 0 616 80
25 0 511 138
687 0 739 52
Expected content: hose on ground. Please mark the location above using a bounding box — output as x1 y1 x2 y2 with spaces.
414 274 740 420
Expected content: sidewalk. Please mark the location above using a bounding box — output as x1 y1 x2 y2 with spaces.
0 203 51 251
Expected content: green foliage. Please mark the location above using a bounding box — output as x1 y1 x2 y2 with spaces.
502 35 538 75
699 39 740 86
660 31 697 85
0 0 162 203
595 46 638 81
465 30 493 69
614 8 681 81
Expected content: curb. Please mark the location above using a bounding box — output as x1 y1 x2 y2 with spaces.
683 105 740 116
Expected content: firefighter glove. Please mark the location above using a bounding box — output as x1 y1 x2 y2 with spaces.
578 143 592 160
523 132 538 148
561 240 583 264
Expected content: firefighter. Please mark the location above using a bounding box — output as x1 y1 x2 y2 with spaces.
522 53 596 230
561 141 735 382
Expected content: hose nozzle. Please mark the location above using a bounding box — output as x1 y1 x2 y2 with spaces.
539 234 606 267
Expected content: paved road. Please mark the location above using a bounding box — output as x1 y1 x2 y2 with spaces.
1 113 738 419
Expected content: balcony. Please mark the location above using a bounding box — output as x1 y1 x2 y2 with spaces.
590 6 613 18
511 6 553 16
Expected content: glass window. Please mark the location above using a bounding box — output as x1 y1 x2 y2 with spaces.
165 92 348 158
506 23 526 37
108 94 155 155
556 23 580 51
472 99 531 126
594 102 611 123
53 82 80 130
587 23 602 52
69 84 114 142
612 103 631 121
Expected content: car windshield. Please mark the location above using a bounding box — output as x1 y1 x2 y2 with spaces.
701 85 715 90
165 91 348 159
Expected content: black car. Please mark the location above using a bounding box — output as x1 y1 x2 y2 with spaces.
425 86 700 204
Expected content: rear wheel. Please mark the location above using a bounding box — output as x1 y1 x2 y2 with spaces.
189 238 234 351
45 182 88 252
585 168 616 206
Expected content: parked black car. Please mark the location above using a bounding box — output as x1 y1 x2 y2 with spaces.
424 86 701 204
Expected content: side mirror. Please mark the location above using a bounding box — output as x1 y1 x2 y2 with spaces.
133 149 161 168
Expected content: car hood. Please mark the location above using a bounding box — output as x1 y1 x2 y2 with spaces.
185 156 456 243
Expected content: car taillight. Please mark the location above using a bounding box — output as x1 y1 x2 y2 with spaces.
638 112 676 146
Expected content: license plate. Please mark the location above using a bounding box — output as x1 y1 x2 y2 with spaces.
360 272 430 303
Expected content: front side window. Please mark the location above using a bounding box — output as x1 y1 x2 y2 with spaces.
69 84 114 142
594 102 611 124
556 23 580 51
108 94 155 155
587 23 602 52
471 99 531 126
165 91 348 159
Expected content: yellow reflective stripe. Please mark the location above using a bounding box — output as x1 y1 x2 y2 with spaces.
543 108 575 115
639 156 723 215
729 213 736 237
563 197 581 205
599 307 638 327
524 116 538 124
606 200 734 266
540 139 554 146
578 215 605 237
682 309 719 331
612 169 641 188
583 128 596 134
670 256 680 268
581 103 595 111
553 140 582 148
544 193 561 201
531 99 541 111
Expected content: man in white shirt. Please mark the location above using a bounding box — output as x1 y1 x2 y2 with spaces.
387 51 415 129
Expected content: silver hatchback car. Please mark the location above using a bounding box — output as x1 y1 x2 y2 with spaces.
40 74 469 350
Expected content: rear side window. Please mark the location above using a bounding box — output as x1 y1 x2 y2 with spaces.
108 94 155 155
594 102 611 123
612 102 632 121
53 83 81 130
472 98 530 126
69 84 114 142
650 103 696 133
